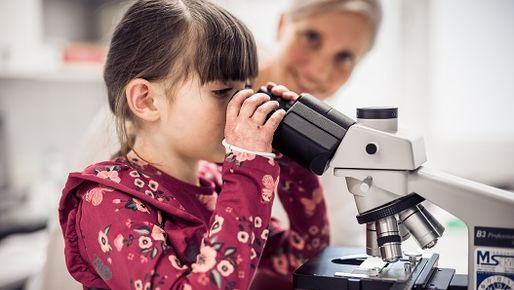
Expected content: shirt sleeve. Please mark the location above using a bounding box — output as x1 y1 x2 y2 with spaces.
257 155 330 280
74 154 279 290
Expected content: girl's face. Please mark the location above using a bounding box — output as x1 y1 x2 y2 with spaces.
274 11 373 100
157 77 246 163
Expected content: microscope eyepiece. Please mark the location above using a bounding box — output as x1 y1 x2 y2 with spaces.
257 86 355 175
356 106 398 133
357 107 398 119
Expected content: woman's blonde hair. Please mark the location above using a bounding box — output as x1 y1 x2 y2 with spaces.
288 0 382 49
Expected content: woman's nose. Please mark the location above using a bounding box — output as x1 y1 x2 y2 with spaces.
302 57 332 85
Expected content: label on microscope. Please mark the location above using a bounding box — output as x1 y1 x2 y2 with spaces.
474 227 514 290
475 227 514 248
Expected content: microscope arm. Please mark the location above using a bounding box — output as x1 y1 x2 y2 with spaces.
408 166 514 289
408 166 514 229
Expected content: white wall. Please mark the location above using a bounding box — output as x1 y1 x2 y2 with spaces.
427 0 514 185
431 0 514 142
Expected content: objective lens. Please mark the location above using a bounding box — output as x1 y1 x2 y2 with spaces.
398 219 411 241
419 204 445 238
375 216 402 263
399 204 444 249
366 222 381 257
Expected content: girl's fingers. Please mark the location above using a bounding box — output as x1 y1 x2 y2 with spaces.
251 101 280 124
239 93 270 118
266 82 277 91
282 91 299 101
270 84 290 95
226 89 253 122
269 83 299 101
264 109 286 131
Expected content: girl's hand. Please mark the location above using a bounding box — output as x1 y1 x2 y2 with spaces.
266 82 299 102
224 89 286 153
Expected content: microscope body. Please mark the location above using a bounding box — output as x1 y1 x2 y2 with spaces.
328 112 514 290
261 88 514 290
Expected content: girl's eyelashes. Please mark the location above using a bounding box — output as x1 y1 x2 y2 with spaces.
212 87 235 99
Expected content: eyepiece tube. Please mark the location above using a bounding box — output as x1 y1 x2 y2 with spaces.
258 87 355 175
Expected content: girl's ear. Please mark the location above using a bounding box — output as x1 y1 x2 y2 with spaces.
125 78 160 122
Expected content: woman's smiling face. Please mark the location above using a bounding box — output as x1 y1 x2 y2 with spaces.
274 11 373 99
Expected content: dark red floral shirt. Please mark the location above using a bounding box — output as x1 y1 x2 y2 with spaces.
59 151 329 290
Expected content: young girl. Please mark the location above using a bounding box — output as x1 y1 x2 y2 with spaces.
59 1 329 289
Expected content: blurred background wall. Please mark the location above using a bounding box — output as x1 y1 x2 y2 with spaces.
0 0 513 289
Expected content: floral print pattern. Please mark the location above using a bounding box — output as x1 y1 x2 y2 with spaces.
217 260 234 277
256 154 330 283
169 255 187 270
98 225 112 253
95 166 121 183
261 175 278 203
191 245 217 273
209 215 224 237
84 186 113 206
299 186 324 216
59 150 328 290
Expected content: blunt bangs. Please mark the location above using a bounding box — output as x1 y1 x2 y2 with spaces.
191 3 258 84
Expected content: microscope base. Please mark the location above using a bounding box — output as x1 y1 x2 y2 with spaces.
293 247 467 290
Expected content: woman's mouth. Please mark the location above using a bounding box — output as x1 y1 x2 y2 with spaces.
288 68 325 96
289 69 310 94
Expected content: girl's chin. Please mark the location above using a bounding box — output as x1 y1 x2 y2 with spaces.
214 155 225 164
207 150 226 164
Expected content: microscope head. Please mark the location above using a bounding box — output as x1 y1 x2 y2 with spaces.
332 107 444 262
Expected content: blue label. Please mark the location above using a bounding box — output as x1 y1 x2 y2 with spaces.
475 248 514 290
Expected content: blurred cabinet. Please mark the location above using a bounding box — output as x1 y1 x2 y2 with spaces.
0 0 130 74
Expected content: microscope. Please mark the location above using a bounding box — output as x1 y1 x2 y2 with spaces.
261 88 514 290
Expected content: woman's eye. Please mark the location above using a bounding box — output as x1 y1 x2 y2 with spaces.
335 51 354 64
212 88 234 99
303 30 321 47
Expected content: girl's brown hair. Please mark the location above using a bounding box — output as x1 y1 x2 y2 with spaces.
104 0 258 157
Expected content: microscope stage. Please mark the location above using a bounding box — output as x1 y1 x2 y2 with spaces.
293 247 467 290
